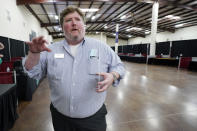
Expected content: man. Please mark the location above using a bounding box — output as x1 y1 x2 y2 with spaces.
24 6 125 131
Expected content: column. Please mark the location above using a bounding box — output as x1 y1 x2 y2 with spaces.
150 1 159 57
115 24 119 54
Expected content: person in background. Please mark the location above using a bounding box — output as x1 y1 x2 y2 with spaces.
0 42 5 64
23 6 125 131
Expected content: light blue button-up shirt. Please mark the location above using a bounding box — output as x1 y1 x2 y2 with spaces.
23 37 125 118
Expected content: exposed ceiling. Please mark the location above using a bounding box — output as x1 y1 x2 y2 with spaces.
17 0 197 40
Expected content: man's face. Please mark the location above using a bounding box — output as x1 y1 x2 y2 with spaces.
63 11 85 43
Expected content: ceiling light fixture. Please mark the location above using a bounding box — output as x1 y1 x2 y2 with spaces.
91 16 96 20
80 8 99 12
54 15 59 20
120 15 126 20
175 24 184 28
145 30 150 34
104 25 108 29
130 27 142 31
165 15 181 20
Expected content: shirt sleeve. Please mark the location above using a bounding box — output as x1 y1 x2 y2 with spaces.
22 52 47 80
105 45 126 87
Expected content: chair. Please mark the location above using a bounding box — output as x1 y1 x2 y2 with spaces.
0 72 14 84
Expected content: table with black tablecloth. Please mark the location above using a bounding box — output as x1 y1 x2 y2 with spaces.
148 58 179 67
16 73 37 101
119 55 147 63
0 84 18 131
188 61 197 71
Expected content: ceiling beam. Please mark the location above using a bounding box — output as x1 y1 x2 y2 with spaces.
25 5 43 23
159 0 197 11
17 0 134 5
17 0 197 12
41 20 175 33
91 2 127 31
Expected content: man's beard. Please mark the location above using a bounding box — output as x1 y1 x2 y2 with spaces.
64 31 84 43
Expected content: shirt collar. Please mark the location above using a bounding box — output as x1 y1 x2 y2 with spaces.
63 38 86 47
62 38 86 52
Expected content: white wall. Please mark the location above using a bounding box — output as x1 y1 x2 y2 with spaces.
0 0 52 42
129 25 197 45
107 37 128 46
87 34 107 44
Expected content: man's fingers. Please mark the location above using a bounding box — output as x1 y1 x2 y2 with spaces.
44 40 49 45
97 79 107 86
96 85 108 92
96 72 106 77
32 36 44 44
37 36 44 42
44 47 52 52
25 41 33 45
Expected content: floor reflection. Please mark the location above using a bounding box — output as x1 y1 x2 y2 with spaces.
11 62 197 131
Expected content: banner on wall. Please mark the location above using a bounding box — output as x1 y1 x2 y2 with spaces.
29 30 37 41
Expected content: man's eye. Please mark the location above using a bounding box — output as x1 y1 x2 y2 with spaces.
75 18 80 21
65 19 71 22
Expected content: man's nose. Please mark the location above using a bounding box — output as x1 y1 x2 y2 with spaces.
72 19 77 25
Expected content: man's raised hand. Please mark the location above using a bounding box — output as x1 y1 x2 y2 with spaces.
26 36 51 53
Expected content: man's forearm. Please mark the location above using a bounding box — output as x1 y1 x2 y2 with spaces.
24 51 40 70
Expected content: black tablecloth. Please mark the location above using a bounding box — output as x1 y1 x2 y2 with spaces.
16 73 37 101
189 61 197 71
148 58 179 67
119 55 147 63
0 84 18 131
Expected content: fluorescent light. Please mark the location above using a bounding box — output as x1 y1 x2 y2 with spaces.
165 15 181 20
80 8 99 12
120 15 126 20
145 30 150 34
130 27 142 31
91 16 96 20
165 15 173 19
58 33 63 36
173 16 181 20
54 15 59 20
175 24 184 28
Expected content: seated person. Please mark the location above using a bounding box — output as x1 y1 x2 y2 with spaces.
0 42 5 64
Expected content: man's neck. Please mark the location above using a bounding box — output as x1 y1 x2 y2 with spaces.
67 38 84 45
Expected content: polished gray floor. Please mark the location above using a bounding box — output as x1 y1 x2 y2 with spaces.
11 62 197 131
